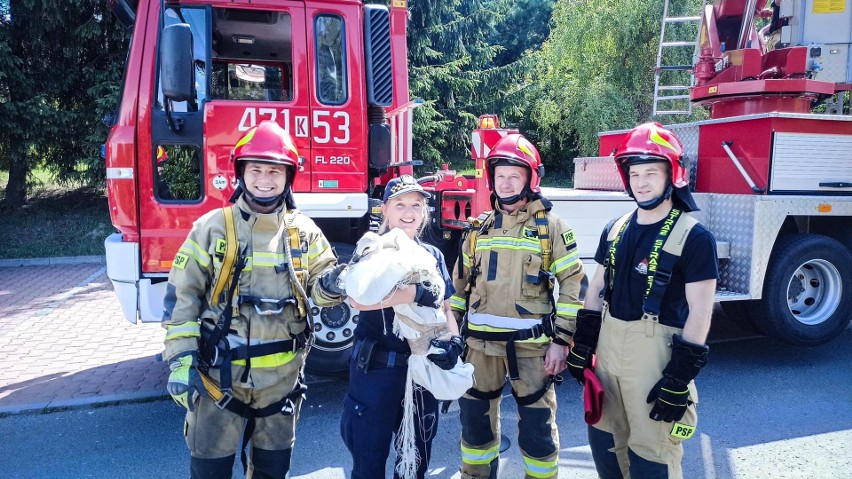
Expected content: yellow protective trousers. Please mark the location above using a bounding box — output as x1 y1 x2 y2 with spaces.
459 348 559 479
591 309 699 479
184 351 306 477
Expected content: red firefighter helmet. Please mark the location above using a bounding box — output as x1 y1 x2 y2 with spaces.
230 121 300 207
156 146 168 165
614 122 698 211
485 133 544 194
231 120 300 181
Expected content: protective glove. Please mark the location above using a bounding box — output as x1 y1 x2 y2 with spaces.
646 334 709 422
427 335 465 370
413 282 440 309
319 263 348 296
166 352 204 411
566 309 603 385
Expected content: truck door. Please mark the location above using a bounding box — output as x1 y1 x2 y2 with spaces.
305 3 366 195
141 2 308 274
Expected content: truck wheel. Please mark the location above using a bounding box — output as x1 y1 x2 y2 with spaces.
720 300 765 334
749 234 852 346
305 243 357 376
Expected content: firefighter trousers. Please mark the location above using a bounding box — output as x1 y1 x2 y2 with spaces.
184 355 306 479
590 310 699 479
459 347 559 479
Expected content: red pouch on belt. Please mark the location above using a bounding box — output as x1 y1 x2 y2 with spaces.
583 357 605 425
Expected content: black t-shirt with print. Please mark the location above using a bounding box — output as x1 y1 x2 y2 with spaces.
593 212 718 328
353 242 455 352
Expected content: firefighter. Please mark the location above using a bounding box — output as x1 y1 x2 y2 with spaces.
567 122 717 478
162 120 346 479
341 175 461 479
451 134 585 479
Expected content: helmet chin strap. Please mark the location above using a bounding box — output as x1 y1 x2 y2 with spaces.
635 184 673 210
237 178 285 209
494 187 533 207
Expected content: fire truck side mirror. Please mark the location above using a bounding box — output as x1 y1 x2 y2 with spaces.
160 24 194 103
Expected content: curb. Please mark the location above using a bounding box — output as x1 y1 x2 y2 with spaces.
0 373 341 416
0 391 170 417
0 255 106 268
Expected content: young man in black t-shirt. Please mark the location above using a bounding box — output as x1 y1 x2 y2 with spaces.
566 123 718 479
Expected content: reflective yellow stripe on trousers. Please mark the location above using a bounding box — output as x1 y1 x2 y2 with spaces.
523 455 558 478
461 442 500 465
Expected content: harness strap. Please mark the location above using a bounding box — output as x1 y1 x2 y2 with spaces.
211 206 239 308
466 386 504 401
643 212 698 316
605 209 698 317
512 374 561 407
534 210 551 272
199 372 307 474
466 325 546 380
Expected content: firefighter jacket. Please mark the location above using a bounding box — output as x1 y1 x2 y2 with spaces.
162 196 341 389
450 198 584 357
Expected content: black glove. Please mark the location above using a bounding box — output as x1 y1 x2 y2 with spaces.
566 309 603 385
319 263 347 296
413 282 440 309
646 334 709 422
427 335 465 370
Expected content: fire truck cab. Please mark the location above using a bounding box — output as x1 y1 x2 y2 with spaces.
104 0 421 373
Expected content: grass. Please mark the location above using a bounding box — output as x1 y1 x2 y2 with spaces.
0 170 111 259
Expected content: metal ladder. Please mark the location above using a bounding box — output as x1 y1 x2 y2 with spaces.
652 0 705 116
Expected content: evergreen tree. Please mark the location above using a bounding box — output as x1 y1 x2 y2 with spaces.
0 0 128 210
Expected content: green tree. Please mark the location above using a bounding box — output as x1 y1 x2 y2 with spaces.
407 0 541 169
527 0 704 174
0 0 128 210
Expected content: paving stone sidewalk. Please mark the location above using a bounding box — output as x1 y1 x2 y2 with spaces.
0 263 168 414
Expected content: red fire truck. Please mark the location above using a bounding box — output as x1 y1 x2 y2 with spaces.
103 0 499 374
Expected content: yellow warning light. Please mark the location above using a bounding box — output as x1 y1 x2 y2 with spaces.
478 115 499 129
818 203 832 213
160 260 174 269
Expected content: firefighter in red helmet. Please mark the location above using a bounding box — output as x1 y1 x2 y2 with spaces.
568 122 718 478
451 133 585 478
162 120 346 478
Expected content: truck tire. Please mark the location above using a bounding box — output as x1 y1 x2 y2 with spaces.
305 243 357 376
748 234 852 346
720 300 765 335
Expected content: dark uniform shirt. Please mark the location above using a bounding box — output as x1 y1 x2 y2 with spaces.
594 213 718 328
353 242 455 352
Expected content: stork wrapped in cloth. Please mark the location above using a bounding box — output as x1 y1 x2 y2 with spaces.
343 227 474 399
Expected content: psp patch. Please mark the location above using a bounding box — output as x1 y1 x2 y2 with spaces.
173 253 190 270
215 238 227 255
670 422 696 440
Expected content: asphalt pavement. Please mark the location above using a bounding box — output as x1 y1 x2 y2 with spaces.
0 259 851 478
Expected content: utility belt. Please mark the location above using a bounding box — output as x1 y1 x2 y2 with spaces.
465 317 553 380
199 327 309 394
352 337 410 372
198 371 307 474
